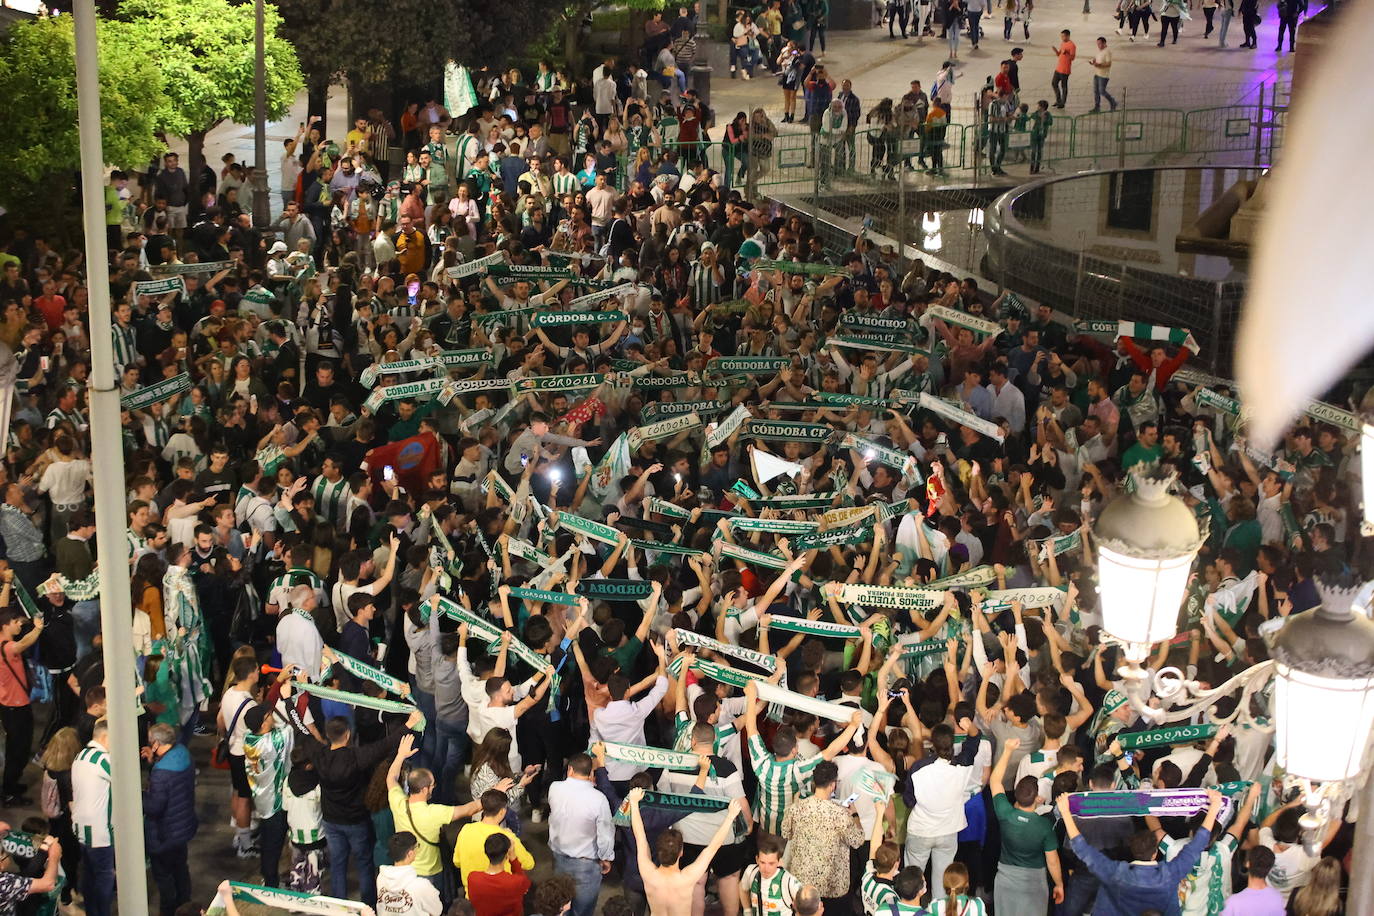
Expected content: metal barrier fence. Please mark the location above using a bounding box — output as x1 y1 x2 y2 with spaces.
617 80 1285 197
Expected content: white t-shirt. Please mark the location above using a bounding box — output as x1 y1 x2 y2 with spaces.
1259 826 1319 901
222 686 257 755
834 755 889 836
277 612 324 677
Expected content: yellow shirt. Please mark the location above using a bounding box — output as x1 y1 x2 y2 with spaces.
454 821 535 887
387 786 455 877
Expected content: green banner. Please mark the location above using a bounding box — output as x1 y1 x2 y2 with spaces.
531 309 627 328
742 420 834 443
225 882 370 916
1116 723 1217 751
577 579 653 600
11 577 42 620
121 372 191 411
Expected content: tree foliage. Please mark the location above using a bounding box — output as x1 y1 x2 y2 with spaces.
276 0 565 91
0 14 165 229
116 0 303 138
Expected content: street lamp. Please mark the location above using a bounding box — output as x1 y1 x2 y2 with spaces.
1271 579 1374 785
1093 467 1203 666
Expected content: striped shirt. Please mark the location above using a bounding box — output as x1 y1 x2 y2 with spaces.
72 744 113 847
311 475 350 527
929 895 987 916
552 171 579 196
46 407 84 430
245 725 293 818
689 262 723 309
269 567 327 612
126 528 146 560
747 733 821 836
860 861 898 916
111 323 138 372
284 782 324 846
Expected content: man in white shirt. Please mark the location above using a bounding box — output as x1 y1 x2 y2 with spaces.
590 645 670 784
277 585 325 676
72 720 115 916
902 723 984 887
547 753 615 916
36 436 91 538
1088 37 1118 112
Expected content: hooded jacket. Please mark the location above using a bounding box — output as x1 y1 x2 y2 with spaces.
144 743 198 852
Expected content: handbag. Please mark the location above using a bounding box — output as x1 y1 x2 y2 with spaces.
211 697 254 770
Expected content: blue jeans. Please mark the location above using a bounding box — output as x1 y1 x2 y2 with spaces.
81 844 115 916
324 820 376 905
432 718 469 805
1057 869 1101 915
1218 8 1233 44
552 852 602 916
1093 75 1117 110
73 599 101 659
412 686 438 767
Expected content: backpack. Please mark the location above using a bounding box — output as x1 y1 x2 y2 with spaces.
40 771 61 819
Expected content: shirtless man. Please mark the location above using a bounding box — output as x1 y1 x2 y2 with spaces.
629 787 746 916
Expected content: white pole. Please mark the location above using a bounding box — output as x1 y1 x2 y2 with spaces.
71 1 149 913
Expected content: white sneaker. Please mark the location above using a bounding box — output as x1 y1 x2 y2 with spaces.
742 71 752 80
530 808 544 823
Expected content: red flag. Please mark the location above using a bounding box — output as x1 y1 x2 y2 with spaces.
365 431 441 495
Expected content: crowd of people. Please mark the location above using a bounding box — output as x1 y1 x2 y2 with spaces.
0 12 1357 916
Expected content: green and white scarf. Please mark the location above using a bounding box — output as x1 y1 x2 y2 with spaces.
645 497 692 519
766 616 861 639
330 650 409 696
672 629 778 673
578 579 653 600
552 511 621 546
530 309 627 329
225 882 370 916
792 524 869 551
928 566 997 589
511 373 606 394
753 258 845 276
611 790 734 826
1037 527 1083 562
844 432 919 477
980 586 1068 614
716 541 789 570
1116 723 1217 750
569 283 637 309
508 586 581 606
598 741 700 771
840 582 943 611
296 682 421 728
1116 320 1200 354
707 404 752 448
742 419 835 443
121 372 192 411
644 399 726 422
628 412 702 449
755 680 857 725
728 517 821 535
446 251 508 279
918 393 1005 442
923 304 1002 338
708 356 791 375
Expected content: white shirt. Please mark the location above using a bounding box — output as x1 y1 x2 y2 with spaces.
590 676 671 781
1259 826 1319 901
547 777 615 860
377 864 443 916
277 611 324 677
222 686 256 755
834 754 888 835
38 458 91 506
1090 47 1112 76
905 758 973 837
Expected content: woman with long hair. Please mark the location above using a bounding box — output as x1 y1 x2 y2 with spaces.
724 112 750 182
777 41 804 123
866 97 899 177
131 551 168 649
469 728 538 831
1290 857 1343 916
747 107 777 183
163 541 213 739
40 727 83 903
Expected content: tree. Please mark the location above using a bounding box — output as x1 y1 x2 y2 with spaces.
0 14 167 239
276 0 564 96
560 0 666 77
116 0 303 188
